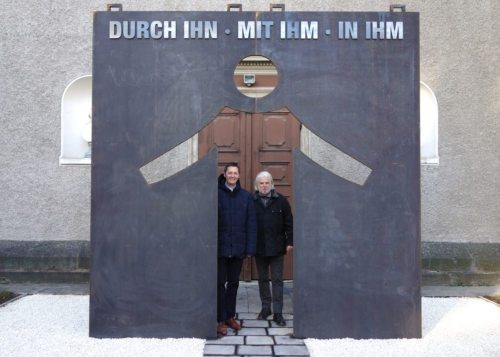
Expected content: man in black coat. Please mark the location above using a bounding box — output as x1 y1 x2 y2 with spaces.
217 163 257 336
253 171 293 326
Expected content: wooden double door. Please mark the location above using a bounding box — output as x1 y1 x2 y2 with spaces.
198 107 300 280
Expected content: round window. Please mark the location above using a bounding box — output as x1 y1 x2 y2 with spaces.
233 55 278 98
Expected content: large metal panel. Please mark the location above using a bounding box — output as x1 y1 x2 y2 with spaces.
291 13 421 339
91 10 420 339
90 148 217 338
294 149 421 338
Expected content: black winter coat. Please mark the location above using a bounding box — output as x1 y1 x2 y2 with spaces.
253 190 293 257
218 174 257 258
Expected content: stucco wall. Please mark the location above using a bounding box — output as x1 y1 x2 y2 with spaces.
0 0 498 250
417 1 499 243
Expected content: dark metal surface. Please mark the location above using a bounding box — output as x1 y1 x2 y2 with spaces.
291 13 421 339
294 149 421 339
90 146 217 338
91 11 420 339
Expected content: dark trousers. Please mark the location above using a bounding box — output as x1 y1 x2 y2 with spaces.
217 257 244 322
255 255 284 314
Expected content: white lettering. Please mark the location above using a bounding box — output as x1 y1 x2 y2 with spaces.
238 21 255 39
261 21 273 39
386 21 403 39
183 21 190 39
281 21 317 39
366 22 385 39
280 21 286 39
136 21 149 39
109 21 122 39
184 21 217 39
163 21 176 39
366 21 404 40
338 21 358 40
122 21 135 39
204 21 217 39
300 21 318 39
150 21 162 39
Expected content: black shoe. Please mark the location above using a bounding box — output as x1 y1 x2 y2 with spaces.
257 308 272 320
273 313 286 326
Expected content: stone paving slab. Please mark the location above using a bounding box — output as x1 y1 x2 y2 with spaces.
274 336 305 345
243 319 270 328
206 336 244 345
268 327 293 336
238 345 273 355
246 336 274 345
237 327 267 336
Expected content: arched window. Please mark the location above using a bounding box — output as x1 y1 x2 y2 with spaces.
60 75 92 165
420 81 439 165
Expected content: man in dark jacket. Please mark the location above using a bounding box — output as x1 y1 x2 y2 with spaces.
217 162 257 336
253 171 293 326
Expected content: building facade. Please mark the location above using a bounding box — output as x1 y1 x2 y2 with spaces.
1 0 499 285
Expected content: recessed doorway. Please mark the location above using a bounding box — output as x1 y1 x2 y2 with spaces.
198 107 300 280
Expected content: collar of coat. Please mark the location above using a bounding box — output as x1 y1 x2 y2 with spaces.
253 189 279 201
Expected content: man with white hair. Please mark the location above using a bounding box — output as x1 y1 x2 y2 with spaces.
252 171 293 326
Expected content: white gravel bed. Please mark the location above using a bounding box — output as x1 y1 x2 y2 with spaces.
1 295 498 357
0 295 204 357
305 297 500 357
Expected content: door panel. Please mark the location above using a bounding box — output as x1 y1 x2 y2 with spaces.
199 107 300 280
251 110 300 279
199 108 249 188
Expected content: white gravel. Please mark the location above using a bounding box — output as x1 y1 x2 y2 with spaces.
0 295 204 357
1 296 498 357
306 297 500 357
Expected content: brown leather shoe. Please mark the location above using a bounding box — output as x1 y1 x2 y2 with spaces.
217 322 227 336
225 318 241 330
